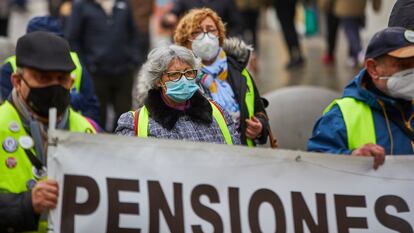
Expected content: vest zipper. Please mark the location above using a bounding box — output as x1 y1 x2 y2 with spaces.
400 110 414 152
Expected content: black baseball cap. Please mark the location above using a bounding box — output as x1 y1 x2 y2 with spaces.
365 27 414 60
16 31 75 72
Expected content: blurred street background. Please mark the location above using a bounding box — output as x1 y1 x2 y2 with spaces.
1 0 397 95
0 0 399 136
254 0 396 94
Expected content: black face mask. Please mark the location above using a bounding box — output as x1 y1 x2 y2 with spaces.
21 78 71 118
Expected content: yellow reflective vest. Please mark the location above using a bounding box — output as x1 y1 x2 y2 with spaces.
132 101 233 145
324 97 376 150
242 68 255 147
0 101 96 233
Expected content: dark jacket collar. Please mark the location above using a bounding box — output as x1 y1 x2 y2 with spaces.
144 89 212 130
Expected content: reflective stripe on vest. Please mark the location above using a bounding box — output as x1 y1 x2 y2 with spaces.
133 102 233 145
0 101 96 233
323 97 376 150
4 53 82 93
242 68 255 147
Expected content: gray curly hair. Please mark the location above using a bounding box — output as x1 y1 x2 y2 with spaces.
134 45 200 107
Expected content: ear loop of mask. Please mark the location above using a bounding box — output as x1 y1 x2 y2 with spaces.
17 73 34 89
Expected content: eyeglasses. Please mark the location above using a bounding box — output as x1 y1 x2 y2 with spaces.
190 29 219 41
164 69 198 82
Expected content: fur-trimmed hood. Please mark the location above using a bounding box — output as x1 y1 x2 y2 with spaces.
222 37 253 69
133 38 253 108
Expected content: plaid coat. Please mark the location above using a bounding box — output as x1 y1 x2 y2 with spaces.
116 90 241 145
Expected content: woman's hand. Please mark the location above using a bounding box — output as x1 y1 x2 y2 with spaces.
245 116 263 139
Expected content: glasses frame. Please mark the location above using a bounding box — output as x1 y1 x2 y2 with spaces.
190 29 219 41
164 69 198 82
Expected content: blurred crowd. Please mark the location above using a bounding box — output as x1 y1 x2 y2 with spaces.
0 0 387 131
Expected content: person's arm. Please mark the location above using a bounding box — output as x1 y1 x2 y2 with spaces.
252 78 269 145
0 62 14 101
308 105 386 169
115 111 136 136
307 105 352 154
0 179 59 232
72 64 101 124
65 1 85 59
0 192 39 232
127 2 143 67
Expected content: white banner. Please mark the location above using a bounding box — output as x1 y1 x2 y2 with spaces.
47 130 414 233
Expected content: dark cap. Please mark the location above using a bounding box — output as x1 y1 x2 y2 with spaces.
16 31 75 72
365 27 414 60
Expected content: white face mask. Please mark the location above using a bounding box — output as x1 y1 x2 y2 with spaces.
379 67 414 101
191 32 220 62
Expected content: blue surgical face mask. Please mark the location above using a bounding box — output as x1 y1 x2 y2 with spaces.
165 78 199 103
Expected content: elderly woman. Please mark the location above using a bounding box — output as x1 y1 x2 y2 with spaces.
173 8 272 147
116 45 240 145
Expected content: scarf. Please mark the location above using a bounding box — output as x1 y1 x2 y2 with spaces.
199 48 240 126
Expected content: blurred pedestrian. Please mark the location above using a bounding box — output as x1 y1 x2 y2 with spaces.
116 45 240 145
235 0 270 74
0 0 11 36
308 27 414 169
1 16 101 125
0 31 97 232
8 0 49 44
318 0 339 65
173 8 276 147
161 0 244 38
66 0 142 131
273 0 305 70
235 0 269 50
48 0 73 31
388 0 414 29
129 0 154 63
328 0 381 67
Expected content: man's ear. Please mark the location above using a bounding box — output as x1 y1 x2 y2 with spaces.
11 73 22 90
365 58 381 80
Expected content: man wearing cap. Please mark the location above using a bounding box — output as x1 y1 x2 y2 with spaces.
0 31 97 232
308 27 414 169
0 16 101 125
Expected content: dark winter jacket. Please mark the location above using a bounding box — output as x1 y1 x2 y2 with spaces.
169 0 243 37
308 69 414 155
215 38 269 145
66 0 142 76
388 0 414 29
0 192 39 232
